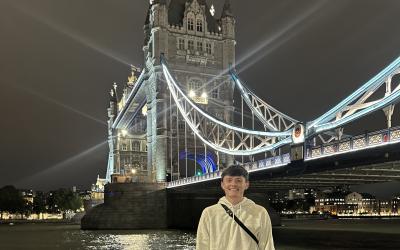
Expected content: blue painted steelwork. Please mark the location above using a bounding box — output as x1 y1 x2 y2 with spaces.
229 68 298 132
167 153 292 188
112 70 147 129
161 55 291 138
179 151 217 174
313 90 400 133
308 56 400 132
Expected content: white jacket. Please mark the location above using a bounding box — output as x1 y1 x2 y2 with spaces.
196 196 275 250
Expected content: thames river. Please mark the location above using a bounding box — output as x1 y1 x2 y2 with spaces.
1 219 400 249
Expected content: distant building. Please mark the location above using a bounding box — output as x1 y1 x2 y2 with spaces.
21 190 34 204
345 192 378 215
82 175 107 211
379 200 392 215
392 195 400 215
315 191 347 215
288 189 305 200
106 66 149 184
314 191 400 216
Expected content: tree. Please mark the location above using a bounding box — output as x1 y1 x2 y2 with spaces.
32 192 47 219
50 189 83 218
0 185 26 219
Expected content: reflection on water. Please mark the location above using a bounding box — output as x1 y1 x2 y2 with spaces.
2 219 400 249
0 224 196 250
79 231 196 250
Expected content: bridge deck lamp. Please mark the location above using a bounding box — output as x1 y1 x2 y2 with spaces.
189 90 196 98
142 104 148 116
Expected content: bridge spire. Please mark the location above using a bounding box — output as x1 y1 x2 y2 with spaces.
221 0 233 18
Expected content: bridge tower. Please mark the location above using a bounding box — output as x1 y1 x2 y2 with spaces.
144 0 236 182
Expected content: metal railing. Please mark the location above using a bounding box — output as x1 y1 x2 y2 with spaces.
167 153 291 188
306 126 400 160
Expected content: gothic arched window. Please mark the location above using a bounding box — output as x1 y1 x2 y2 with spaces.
196 19 203 32
187 18 194 31
132 141 140 151
188 79 202 93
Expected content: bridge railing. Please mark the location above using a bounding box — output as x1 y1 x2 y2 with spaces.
306 126 400 160
167 153 291 188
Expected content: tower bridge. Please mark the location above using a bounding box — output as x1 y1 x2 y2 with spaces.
81 0 400 230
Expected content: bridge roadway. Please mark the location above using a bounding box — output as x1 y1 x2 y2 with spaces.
168 126 400 193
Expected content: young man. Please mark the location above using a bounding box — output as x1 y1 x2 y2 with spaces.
196 165 275 250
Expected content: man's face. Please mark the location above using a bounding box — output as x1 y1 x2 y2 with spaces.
221 175 249 200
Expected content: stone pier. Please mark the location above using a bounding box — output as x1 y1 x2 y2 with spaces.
81 183 167 229
81 183 280 230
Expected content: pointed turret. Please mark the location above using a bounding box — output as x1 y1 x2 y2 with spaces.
220 0 235 68
221 0 233 18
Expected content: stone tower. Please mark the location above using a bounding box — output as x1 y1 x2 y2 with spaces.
143 0 236 182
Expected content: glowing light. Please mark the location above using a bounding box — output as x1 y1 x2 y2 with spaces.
235 1 327 74
15 86 107 126
167 154 291 188
180 151 217 174
131 169 137 174
305 134 400 161
230 70 297 132
142 104 148 116
121 129 128 137
12 3 132 66
313 88 400 133
112 70 146 129
189 90 196 98
201 92 208 98
161 59 291 138
210 5 215 16
15 141 108 186
163 62 292 154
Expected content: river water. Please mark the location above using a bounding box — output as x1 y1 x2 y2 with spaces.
1 219 400 249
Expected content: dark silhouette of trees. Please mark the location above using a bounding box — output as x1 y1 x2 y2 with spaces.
0 185 26 219
49 189 82 218
32 191 47 219
0 186 83 220
54 188 82 211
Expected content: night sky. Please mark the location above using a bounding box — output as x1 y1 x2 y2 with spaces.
1 0 400 195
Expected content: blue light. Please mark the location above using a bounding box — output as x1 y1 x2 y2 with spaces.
179 151 217 174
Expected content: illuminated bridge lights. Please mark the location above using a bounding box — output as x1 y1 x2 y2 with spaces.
160 55 294 156
167 153 291 188
306 126 400 161
112 53 400 185
307 56 400 135
229 68 298 132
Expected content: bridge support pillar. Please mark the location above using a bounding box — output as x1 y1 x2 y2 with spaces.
81 183 167 229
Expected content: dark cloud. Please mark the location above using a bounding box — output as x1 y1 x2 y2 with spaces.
1 0 399 192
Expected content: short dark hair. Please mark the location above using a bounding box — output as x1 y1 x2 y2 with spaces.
221 165 249 181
